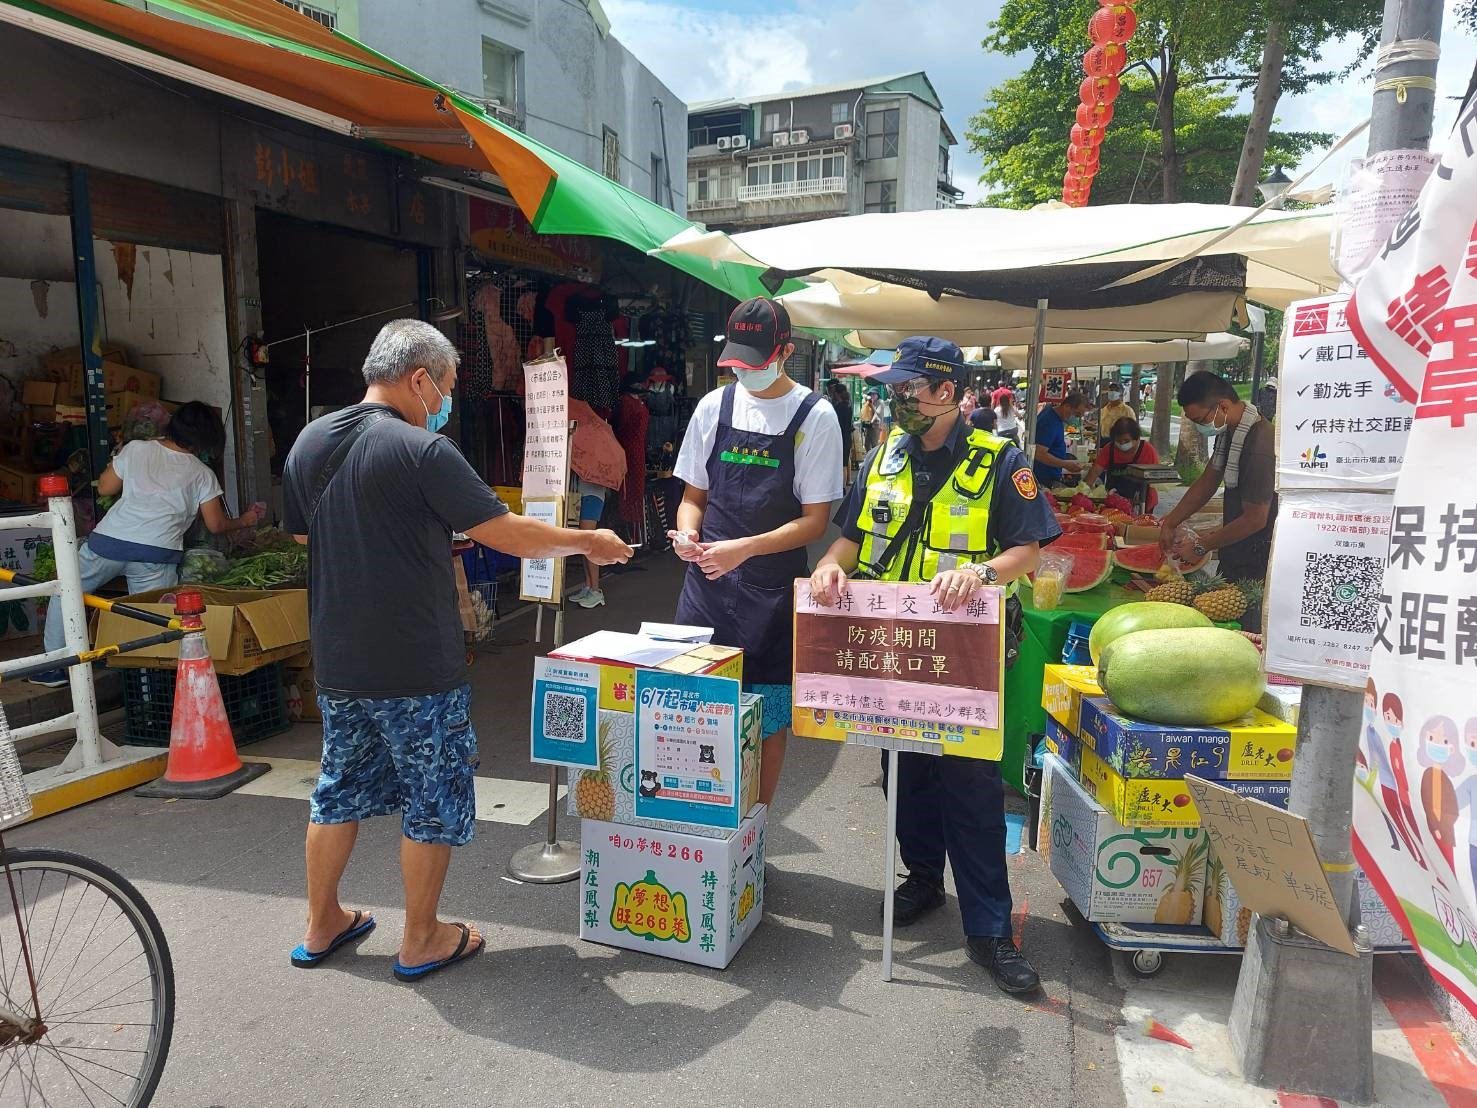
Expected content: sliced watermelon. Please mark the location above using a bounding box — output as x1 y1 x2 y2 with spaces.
1053 532 1111 551
1066 512 1117 536
1113 543 1166 574
1064 547 1113 592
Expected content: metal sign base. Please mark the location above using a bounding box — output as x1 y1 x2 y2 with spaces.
508 838 582 883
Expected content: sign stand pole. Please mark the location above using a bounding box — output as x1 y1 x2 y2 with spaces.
881 746 900 982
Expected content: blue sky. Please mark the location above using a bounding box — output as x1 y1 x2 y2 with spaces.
605 0 1476 205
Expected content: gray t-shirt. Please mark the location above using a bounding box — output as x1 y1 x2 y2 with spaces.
282 404 507 699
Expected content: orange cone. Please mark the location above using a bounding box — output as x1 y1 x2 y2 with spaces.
137 589 268 799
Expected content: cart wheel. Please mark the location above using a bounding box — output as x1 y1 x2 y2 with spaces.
1130 949 1164 978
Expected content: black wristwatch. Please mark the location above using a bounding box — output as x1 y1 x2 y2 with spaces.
966 562 999 586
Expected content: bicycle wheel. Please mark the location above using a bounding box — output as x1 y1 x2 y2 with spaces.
0 847 174 1107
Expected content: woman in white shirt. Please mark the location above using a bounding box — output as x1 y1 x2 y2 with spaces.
33 402 262 686
994 390 1021 444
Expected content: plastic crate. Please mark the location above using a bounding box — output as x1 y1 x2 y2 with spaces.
121 662 289 748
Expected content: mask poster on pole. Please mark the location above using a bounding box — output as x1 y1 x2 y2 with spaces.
522 354 570 499
1344 104 1477 1019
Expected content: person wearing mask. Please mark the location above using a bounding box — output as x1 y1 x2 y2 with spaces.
1032 391 1089 487
826 380 856 488
1083 416 1161 512
1097 386 1136 445
669 298 844 808
959 387 978 421
809 336 1059 995
31 402 262 687
1159 371 1277 588
993 389 1021 445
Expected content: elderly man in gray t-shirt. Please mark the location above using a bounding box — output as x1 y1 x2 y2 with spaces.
282 319 631 981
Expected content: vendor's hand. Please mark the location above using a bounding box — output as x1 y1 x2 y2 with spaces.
585 528 635 566
1170 531 1205 567
1158 519 1177 553
697 538 751 581
1061 459 1084 475
667 529 704 562
809 563 849 607
239 505 264 528
930 568 982 613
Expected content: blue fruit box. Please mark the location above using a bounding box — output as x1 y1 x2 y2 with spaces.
1043 716 1082 775
1078 697 1296 782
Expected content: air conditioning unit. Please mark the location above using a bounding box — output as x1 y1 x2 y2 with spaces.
731 134 749 149
790 129 810 145
772 131 791 146
716 136 733 151
834 123 855 141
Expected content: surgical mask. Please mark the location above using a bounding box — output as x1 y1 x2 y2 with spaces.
735 365 781 393
1467 744 1477 769
1192 406 1227 437
419 374 453 433
1115 438 1137 451
1427 740 1452 764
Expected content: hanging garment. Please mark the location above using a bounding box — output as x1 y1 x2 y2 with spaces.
567 294 619 413
615 390 649 526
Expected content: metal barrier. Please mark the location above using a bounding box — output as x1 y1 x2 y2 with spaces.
0 479 165 819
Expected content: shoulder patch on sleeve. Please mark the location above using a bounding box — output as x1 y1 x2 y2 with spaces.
1012 468 1039 500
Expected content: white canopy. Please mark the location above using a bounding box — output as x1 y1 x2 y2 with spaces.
992 332 1249 372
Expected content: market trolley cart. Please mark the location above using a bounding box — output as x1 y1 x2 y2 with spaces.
1090 918 1412 979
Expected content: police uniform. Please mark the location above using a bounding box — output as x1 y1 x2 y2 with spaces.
833 398 1060 946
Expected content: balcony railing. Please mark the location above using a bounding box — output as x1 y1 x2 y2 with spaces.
738 176 847 202
687 195 737 212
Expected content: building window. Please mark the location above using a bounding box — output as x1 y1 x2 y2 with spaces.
602 127 620 181
738 151 848 199
865 108 900 160
481 38 521 111
762 112 782 136
831 102 850 124
864 179 897 213
939 146 949 178
277 0 336 27
689 164 739 209
651 155 666 206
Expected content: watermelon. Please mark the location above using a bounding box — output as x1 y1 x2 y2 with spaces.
1053 532 1111 551
1113 543 1166 574
1067 513 1117 536
1088 601 1213 664
1062 547 1113 593
1098 627 1264 725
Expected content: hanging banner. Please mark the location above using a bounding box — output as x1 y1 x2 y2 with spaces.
1277 293 1414 491
1345 101 1477 1019
522 355 569 499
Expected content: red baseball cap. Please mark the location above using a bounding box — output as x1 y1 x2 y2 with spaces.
718 298 792 370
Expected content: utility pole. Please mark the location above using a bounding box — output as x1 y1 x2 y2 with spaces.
1228 1 1443 1102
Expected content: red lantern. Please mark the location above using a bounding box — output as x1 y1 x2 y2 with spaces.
1070 123 1105 148
1080 74 1121 105
1068 141 1100 168
1089 4 1137 45
1099 0 1135 5
1083 42 1128 78
1077 100 1115 129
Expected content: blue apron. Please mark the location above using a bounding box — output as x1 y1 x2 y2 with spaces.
674 384 819 686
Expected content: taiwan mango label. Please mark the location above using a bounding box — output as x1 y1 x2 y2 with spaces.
611 870 691 943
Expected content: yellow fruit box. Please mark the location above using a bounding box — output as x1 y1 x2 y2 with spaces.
1079 697 1297 781
549 640 743 713
1078 746 1291 830
1041 664 1103 734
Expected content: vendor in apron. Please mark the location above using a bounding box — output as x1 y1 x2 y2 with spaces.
1083 416 1161 512
670 298 844 808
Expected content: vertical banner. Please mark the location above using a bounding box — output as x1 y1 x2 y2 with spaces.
522 355 569 499
1345 112 1477 1019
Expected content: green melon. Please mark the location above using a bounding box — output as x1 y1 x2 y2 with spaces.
1088 602 1214 664
1097 627 1264 726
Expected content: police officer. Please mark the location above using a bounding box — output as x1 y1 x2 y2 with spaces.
809 336 1061 994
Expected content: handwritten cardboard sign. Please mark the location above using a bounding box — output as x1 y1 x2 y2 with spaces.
1184 776 1356 956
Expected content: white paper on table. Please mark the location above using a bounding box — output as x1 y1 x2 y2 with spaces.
638 622 714 643
554 630 692 667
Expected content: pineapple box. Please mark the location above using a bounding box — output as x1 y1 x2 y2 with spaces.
1041 754 1208 925
579 806 767 969
1078 697 1296 782
549 637 743 714
1041 664 1103 735
1078 746 1291 829
569 694 762 839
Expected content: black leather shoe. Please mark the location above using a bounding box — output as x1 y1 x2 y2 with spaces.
880 874 945 926
967 936 1041 995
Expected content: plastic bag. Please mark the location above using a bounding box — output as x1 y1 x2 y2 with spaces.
1031 550 1075 611
179 546 227 583
120 400 171 444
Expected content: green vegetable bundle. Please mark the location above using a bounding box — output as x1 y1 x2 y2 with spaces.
212 549 307 589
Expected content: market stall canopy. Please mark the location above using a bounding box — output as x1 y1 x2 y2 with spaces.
655 203 1338 312
992 332 1248 372
0 0 779 303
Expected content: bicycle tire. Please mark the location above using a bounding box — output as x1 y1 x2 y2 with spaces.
0 847 175 1107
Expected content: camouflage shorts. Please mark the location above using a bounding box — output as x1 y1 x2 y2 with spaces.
310 684 479 846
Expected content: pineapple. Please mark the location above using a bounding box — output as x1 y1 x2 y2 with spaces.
1193 575 1249 622
574 720 616 821
1145 576 1194 605
1154 835 1208 924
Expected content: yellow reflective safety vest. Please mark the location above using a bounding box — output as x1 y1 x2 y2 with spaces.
855 426 1014 590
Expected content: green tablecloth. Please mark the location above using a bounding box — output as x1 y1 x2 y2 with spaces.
1001 582 1141 793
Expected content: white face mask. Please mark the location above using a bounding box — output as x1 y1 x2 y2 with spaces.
735 365 781 392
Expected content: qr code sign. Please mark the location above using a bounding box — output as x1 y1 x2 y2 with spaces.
542 690 587 742
1299 552 1383 634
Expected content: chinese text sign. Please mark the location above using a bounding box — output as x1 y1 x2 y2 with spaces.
523 356 569 498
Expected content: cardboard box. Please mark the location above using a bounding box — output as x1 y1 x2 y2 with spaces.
64 360 161 402
106 390 161 425
40 342 126 374
0 463 65 504
1042 664 1103 734
580 806 766 969
1043 716 1081 774
1258 684 1303 727
97 587 309 676
1079 697 1296 781
569 695 762 839
1042 754 1208 924
283 654 321 723
1078 745 1291 829
1204 848 1406 950
22 380 57 407
549 642 744 713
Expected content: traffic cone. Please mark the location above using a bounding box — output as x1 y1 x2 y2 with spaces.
137 588 268 799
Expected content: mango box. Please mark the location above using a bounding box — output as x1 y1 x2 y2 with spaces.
1258 685 1303 728
580 806 766 969
569 695 763 839
1041 753 1208 925
547 643 743 713
1078 745 1291 830
97 587 309 676
1078 697 1296 782
1041 664 1103 734
792 705 1002 760
1043 716 1081 775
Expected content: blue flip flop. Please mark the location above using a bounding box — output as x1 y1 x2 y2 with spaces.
291 910 376 968
393 922 484 982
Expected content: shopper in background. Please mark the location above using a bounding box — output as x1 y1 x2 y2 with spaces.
669 298 843 809
282 319 631 981
32 402 262 688
969 403 998 433
570 477 616 608
1032 391 1088 487
993 389 1021 445
860 388 882 452
1097 385 1136 445
826 379 856 487
959 387 978 421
